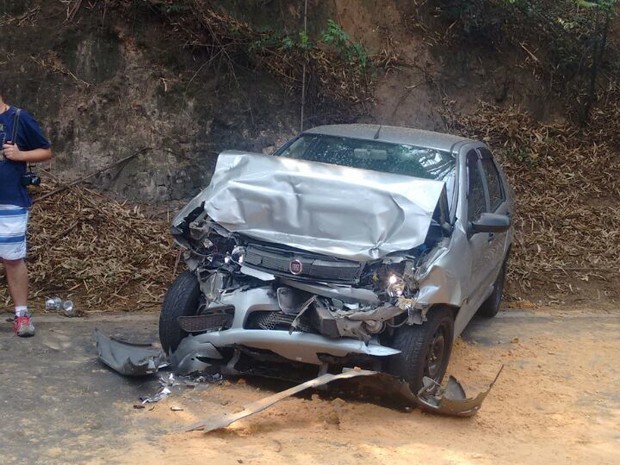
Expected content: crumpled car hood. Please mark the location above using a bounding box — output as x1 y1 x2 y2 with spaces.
175 152 447 261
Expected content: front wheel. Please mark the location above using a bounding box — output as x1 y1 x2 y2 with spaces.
159 271 202 355
387 306 454 393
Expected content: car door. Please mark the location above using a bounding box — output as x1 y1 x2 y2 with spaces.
477 147 510 276
464 149 493 310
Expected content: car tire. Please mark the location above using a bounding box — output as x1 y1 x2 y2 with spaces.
477 260 507 318
387 306 454 393
159 271 202 355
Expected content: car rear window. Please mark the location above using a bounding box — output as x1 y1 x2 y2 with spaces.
275 134 456 181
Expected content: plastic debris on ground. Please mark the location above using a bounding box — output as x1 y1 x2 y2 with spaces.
414 366 504 417
140 387 172 405
136 372 223 408
95 329 168 376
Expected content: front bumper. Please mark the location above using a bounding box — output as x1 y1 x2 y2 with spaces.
170 287 400 372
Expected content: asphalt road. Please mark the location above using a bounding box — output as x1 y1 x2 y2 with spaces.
0 309 618 465
0 313 163 465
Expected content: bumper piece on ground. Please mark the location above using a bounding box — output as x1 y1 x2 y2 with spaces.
95 329 167 376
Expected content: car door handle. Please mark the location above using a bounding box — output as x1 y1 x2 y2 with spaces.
487 233 495 242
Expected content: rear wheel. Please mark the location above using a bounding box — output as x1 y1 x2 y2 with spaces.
477 260 507 318
387 306 454 393
159 271 202 355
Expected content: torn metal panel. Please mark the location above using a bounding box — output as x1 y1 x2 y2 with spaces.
95 329 167 377
184 369 379 433
174 152 447 262
415 365 504 417
413 234 466 308
170 338 221 376
184 368 501 433
333 369 503 417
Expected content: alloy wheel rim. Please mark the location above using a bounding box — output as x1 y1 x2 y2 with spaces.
426 328 446 379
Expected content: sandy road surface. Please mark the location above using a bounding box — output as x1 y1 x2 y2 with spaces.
1 308 618 465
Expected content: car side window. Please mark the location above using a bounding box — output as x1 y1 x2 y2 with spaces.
467 150 487 221
479 148 505 212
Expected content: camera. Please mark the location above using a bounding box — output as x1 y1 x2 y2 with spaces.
21 171 41 187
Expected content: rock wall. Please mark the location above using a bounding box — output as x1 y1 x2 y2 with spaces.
1 1 302 202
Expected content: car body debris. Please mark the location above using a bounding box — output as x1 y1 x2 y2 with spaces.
95 329 167 376
94 329 225 407
139 373 195 405
414 366 504 417
94 330 500 418
140 386 172 404
137 371 223 405
184 369 379 433
185 367 502 433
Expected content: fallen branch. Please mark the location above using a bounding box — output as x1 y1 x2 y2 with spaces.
35 147 151 203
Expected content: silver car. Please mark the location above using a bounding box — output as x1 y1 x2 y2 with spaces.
160 124 513 392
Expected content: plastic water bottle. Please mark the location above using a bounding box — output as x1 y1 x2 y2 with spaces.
45 297 62 311
62 300 75 317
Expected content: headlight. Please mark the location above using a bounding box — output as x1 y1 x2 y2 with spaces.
225 246 246 265
386 273 406 298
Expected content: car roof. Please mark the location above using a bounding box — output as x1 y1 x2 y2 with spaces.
303 124 474 152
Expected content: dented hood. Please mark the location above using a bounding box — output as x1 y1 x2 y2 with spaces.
176 152 447 261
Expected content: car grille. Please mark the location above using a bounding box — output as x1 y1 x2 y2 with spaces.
244 244 361 284
245 311 316 333
177 306 234 333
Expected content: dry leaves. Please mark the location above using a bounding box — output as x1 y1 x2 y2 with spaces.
454 99 620 302
0 182 177 313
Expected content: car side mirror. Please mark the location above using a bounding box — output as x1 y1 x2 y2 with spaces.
469 212 511 235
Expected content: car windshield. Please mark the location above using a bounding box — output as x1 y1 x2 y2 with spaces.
275 134 456 181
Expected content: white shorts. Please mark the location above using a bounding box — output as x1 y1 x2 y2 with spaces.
0 205 29 260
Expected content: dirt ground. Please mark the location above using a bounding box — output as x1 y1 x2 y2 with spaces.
1 307 618 465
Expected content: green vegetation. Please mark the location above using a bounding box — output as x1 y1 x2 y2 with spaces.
320 19 370 70
128 0 376 105
247 19 370 73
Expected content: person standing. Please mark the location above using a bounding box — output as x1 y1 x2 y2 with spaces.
0 90 52 337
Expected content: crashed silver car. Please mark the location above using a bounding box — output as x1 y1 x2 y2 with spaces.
160 124 513 392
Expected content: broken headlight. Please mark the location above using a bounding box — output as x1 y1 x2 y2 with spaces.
386 274 406 298
383 260 418 299
225 246 246 266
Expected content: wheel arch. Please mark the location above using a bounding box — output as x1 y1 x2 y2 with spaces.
426 303 459 332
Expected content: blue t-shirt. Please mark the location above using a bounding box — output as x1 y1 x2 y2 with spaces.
0 106 51 208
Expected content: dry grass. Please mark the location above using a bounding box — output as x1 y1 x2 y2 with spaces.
0 182 177 314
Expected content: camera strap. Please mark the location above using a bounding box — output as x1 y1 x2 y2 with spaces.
11 108 21 143
11 108 36 173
